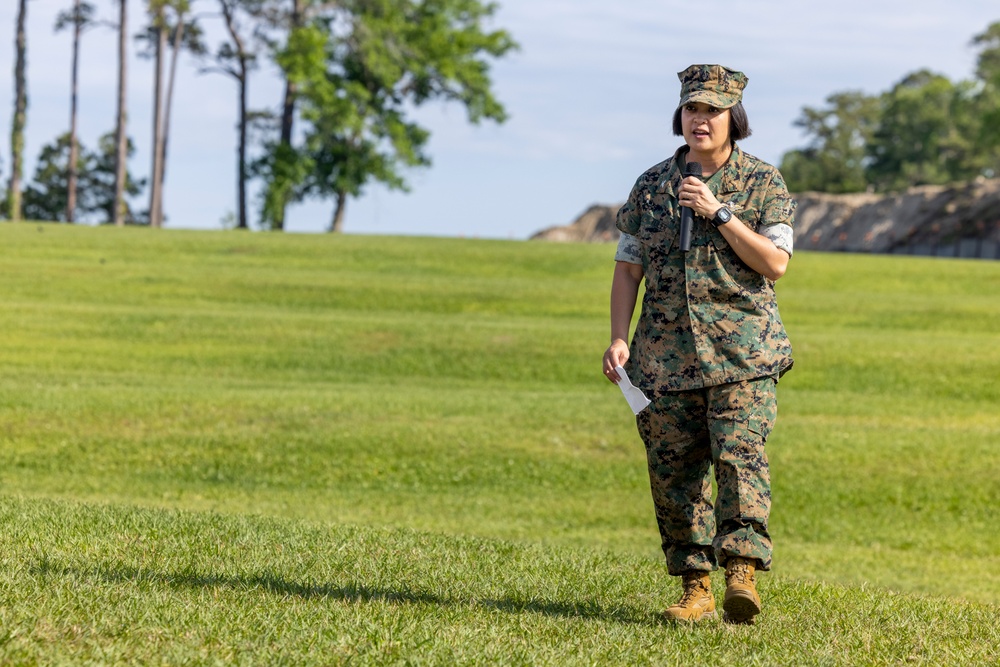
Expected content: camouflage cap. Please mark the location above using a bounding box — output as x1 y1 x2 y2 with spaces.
677 64 748 109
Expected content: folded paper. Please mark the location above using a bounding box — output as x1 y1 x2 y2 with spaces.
615 365 651 415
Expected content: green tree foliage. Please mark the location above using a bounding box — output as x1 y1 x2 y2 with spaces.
781 20 1000 193
972 21 1000 83
22 132 146 223
22 134 83 221
865 70 982 192
779 91 879 193
87 132 148 224
261 0 517 232
250 0 305 232
972 21 1000 175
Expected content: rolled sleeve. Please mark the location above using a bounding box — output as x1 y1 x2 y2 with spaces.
614 233 642 263
758 169 795 256
761 223 794 256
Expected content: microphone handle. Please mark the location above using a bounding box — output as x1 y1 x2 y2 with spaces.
680 207 693 252
679 162 701 253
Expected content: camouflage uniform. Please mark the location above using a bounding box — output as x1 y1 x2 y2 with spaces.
616 139 795 575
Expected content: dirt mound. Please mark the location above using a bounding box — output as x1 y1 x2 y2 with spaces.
532 178 1000 259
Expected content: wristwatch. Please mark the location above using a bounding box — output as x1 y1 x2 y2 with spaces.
711 206 733 227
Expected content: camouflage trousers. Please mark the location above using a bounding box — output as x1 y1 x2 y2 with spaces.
636 375 777 575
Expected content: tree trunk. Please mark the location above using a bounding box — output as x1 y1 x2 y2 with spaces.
67 0 82 223
219 0 249 230
158 13 186 228
148 6 166 228
236 60 249 230
330 190 347 233
112 0 128 226
9 0 28 222
273 0 303 231
271 84 296 232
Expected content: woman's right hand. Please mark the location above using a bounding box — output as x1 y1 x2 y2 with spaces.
603 339 630 383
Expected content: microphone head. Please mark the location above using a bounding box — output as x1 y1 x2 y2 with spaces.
683 161 703 178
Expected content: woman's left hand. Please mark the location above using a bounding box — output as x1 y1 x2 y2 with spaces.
678 175 721 219
678 174 791 281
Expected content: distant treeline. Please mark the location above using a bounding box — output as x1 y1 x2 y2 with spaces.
2 0 517 231
779 21 1000 195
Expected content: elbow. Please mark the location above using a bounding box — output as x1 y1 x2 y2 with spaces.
763 266 785 282
762 254 790 282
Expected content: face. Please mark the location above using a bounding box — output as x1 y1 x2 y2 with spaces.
681 101 732 157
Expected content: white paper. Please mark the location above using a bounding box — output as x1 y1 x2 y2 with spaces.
614 365 651 415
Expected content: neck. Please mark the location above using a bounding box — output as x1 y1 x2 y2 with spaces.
687 144 733 177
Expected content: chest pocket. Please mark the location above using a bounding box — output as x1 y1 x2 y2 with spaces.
636 196 678 260
711 233 767 292
717 191 761 232
711 194 767 292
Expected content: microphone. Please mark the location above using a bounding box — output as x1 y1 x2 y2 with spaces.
679 161 703 252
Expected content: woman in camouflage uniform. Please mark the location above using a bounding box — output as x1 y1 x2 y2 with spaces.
602 64 795 625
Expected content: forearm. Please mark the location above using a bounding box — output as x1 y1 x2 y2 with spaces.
604 262 643 382
718 216 789 281
610 263 641 342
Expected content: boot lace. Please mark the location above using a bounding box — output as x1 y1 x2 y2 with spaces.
727 561 754 585
677 576 709 606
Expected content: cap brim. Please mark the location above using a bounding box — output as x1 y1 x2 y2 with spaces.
678 90 740 109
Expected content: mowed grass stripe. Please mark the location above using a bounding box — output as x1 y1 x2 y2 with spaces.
0 496 997 666
0 224 998 644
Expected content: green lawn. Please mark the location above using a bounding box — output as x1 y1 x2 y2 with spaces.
1 496 996 665
0 223 997 664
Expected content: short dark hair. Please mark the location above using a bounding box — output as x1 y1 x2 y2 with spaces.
672 102 752 142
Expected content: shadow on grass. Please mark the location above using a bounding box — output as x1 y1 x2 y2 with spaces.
28 556 662 628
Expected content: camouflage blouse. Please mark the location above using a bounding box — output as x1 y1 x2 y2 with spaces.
616 144 795 394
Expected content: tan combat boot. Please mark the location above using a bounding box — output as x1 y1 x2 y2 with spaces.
663 571 716 623
723 557 762 624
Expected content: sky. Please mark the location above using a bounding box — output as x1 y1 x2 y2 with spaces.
1 0 998 239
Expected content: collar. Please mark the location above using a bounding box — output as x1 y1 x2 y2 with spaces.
716 143 747 194
661 143 746 197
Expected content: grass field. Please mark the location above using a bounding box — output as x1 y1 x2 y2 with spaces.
0 223 998 665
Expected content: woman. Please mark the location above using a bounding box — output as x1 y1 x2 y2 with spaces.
602 64 795 625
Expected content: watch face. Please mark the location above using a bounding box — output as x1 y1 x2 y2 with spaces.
716 207 732 224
